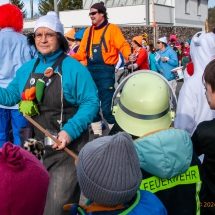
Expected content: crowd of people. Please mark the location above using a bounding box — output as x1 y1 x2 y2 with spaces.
0 1 215 215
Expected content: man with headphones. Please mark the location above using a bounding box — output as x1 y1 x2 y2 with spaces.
109 71 207 215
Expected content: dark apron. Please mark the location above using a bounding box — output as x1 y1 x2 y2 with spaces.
87 24 116 124
24 55 89 215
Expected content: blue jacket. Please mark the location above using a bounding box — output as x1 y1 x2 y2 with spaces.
0 48 99 141
156 46 178 81
68 190 167 215
0 27 36 109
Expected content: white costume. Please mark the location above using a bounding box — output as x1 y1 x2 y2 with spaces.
183 68 190 81
175 31 215 136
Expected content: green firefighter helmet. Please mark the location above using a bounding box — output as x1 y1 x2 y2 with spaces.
112 72 175 137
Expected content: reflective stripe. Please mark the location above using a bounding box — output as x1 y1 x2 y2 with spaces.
196 181 202 215
140 166 201 215
140 166 201 193
118 100 169 120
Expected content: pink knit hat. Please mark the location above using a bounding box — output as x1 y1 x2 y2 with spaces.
0 142 50 215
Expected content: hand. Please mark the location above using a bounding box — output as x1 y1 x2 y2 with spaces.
128 53 136 62
128 64 133 69
115 68 118 73
52 130 71 150
161 57 166 62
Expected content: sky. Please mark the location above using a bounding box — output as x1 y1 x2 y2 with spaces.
0 0 215 18
0 0 39 16
208 0 215 8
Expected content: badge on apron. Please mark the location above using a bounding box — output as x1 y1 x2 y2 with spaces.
30 78 35 85
93 49 97 53
46 78 51 86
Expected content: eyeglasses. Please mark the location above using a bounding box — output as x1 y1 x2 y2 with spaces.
157 41 161 44
89 11 98 16
33 32 58 41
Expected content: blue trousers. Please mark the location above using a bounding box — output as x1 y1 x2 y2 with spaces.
0 108 27 147
88 64 116 124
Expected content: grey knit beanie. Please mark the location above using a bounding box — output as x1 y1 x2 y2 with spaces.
77 132 142 207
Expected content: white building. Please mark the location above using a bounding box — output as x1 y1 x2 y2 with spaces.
24 0 208 33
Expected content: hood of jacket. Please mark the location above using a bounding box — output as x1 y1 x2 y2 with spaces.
190 31 215 76
158 45 172 55
133 128 193 179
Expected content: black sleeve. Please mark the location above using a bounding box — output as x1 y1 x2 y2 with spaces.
108 122 124 135
191 129 203 156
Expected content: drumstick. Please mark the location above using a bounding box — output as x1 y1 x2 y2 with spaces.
23 114 78 161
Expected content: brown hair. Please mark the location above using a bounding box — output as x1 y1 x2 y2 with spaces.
203 59 215 92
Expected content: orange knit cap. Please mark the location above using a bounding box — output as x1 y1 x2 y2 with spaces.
132 36 143 46
65 28 76 39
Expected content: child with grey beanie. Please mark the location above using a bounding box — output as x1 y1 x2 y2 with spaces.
64 132 167 215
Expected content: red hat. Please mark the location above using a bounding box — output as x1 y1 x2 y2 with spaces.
169 35 177 42
175 42 181 48
0 142 50 215
0 4 23 32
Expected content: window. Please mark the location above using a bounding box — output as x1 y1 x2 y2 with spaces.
185 0 189 13
197 0 201 15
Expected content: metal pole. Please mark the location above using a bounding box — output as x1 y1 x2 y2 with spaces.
30 0 33 19
152 0 156 47
152 0 155 24
54 0 59 17
145 0 149 25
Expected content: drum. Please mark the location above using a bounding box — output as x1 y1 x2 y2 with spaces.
171 66 184 81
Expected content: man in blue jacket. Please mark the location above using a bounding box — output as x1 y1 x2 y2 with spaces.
156 36 178 92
